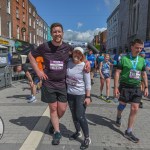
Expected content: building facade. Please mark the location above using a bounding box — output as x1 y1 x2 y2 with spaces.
11 0 29 42
118 0 150 51
36 14 44 46
43 22 48 43
106 5 119 54
28 1 37 45
0 0 11 39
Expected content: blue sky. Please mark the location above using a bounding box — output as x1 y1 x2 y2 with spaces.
30 0 120 42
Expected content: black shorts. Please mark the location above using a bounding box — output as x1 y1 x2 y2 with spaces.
118 84 142 103
41 86 67 103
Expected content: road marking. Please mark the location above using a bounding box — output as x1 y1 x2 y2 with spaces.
20 106 49 150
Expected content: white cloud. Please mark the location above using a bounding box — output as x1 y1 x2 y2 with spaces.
77 22 83 28
104 0 110 6
64 28 107 43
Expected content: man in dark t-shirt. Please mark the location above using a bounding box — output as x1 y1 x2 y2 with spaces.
28 23 73 145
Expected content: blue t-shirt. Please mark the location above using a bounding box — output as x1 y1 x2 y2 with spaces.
97 56 104 64
87 54 96 68
145 59 150 67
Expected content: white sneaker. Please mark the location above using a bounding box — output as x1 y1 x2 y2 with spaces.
27 96 37 103
26 95 32 100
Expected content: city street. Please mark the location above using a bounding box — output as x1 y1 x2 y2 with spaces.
0 77 150 150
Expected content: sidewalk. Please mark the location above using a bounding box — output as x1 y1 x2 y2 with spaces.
0 78 150 150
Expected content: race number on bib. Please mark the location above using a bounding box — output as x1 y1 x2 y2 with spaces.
66 77 78 86
129 69 141 80
50 61 63 71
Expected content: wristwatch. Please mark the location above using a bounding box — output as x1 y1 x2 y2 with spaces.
85 96 92 102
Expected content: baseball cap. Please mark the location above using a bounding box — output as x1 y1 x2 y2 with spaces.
73 47 84 54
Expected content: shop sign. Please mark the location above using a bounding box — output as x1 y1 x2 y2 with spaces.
0 39 9 45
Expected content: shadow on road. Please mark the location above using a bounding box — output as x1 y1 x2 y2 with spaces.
9 116 50 134
9 116 77 140
86 114 124 136
6 94 30 99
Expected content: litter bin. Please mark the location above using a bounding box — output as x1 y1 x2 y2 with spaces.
0 53 12 88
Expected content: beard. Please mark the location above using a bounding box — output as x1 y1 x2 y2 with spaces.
53 36 62 43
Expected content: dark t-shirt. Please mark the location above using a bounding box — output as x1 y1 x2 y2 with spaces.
22 63 36 75
31 41 73 89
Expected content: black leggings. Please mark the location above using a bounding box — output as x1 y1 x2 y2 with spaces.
67 94 89 138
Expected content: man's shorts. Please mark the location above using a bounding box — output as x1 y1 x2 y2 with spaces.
119 84 142 103
32 75 40 84
41 86 67 103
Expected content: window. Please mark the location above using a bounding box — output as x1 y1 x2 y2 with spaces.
34 35 35 44
0 16 1 36
37 28 38 35
29 17 31 26
17 26 20 39
33 21 35 29
7 21 11 38
7 0 10 14
29 7 31 13
23 32 26 41
22 0 25 7
23 12 25 23
29 32 32 43
33 11 35 17
16 7 19 19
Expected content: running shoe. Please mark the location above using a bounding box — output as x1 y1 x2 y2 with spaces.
99 95 105 100
69 131 82 140
116 116 121 127
124 130 139 143
52 131 62 145
27 96 37 103
104 97 111 103
80 137 91 149
26 95 32 100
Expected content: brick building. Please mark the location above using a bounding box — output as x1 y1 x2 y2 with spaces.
0 0 11 38
28 1 37 45
11 0 29 42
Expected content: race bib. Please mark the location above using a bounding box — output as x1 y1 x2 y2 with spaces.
103 70 109 74
66 77 78 86
129 69 141 80
50 61 63 71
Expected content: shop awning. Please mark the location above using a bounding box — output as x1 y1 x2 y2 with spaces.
0 45 7 49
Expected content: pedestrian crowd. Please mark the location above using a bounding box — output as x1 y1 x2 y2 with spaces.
13 22 149 149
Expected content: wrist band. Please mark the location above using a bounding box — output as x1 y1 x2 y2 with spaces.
85 96 92 102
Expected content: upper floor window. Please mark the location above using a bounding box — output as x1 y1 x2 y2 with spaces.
33 11 35 17
7 21 11 38
16 7 19 19
33 21 35 29
29 17 31 26
29 7 31 13
7 0 10 14
22 0 25 7
23 12 25 23
17 26 20 39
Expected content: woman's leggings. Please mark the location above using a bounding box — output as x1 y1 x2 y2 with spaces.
67 94 89 138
